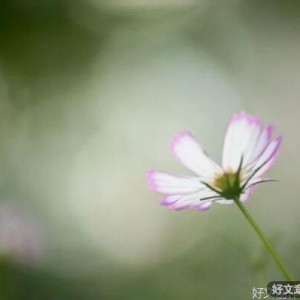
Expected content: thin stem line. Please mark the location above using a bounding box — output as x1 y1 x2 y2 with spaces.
234 198 293 281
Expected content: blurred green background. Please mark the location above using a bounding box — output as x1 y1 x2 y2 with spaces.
0 0 299 299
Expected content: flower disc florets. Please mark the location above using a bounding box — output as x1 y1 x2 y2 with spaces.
213 171 242 200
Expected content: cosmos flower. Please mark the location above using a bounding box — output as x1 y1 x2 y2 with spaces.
146 112 282 211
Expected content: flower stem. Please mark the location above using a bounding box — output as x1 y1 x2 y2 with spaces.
234 198 293 281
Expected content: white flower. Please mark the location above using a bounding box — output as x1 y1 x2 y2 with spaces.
146 112 282 211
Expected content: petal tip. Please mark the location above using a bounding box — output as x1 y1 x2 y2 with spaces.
145 170 158 191
197 202 212 211
231 111 263 127
160 199 169 206
267 125 274 139
272 135 283 153
170 130 194 151
170 206 185 211
145 169 156 179
274 135 283 153
276 135 283 143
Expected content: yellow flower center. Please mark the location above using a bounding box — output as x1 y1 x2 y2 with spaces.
212 171 243 200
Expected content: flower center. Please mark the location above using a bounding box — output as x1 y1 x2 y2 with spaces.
213 171 242 200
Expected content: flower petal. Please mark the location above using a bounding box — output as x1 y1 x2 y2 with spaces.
171 131 222 178
222 112 264 172
197 202 212 211
250 136 282 177
239 185 257 203
161 189 217 211
246 125 274 166
214 199 234 205
145 170 204 195
160 195 182 206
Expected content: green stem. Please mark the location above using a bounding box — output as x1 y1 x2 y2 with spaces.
234 198 293 281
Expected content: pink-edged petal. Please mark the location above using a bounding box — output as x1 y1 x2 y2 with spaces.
222 112 263 172
161 189 217 211
251 136 282 177
160 195 182 206
246 125 274 167
239 185 257 203
196 202 212 211
171 131 222 178
145 170 204 195
255 152 279 177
